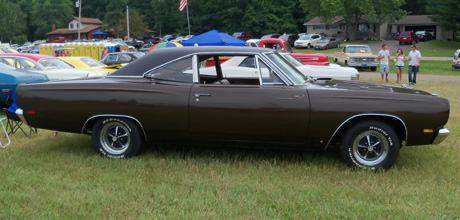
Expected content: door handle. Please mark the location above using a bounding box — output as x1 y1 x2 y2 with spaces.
195 93 210 101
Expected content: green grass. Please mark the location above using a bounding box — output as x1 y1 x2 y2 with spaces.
0 80 459 219
416 40 460 57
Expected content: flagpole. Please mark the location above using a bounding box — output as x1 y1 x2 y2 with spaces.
186 2 190 35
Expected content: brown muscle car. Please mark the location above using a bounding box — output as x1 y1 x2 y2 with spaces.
12 46 450 170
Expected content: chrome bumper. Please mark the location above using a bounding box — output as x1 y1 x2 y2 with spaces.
432 128 450 145
15 108 29 125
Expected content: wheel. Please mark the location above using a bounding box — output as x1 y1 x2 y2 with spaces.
334 58 338 63
371 67 377 71
345 61 348 66
307 43 311 49
399 42 402 45
340 120 400 170
92 117 143 158
326 45 329 50
337 42 340 48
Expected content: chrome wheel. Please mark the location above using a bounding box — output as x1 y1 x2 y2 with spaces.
100 122 131 155
352 130 389 166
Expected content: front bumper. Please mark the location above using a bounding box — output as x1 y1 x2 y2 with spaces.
432 128 450 145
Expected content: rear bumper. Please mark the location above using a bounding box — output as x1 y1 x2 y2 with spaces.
432 128 450 145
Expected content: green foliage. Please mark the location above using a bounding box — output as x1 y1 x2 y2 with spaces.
0 0 27 43
118 11 149 39
428 0 460 33
30 0 74 40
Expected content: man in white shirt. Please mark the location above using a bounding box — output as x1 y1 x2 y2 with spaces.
407 45 422 85
377 44 390 83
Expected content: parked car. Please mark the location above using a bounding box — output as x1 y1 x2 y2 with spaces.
0 54 107 80
278 34 299 46
100 52 145 65
183 35 195 41
261 34 281 39
233 32 253 41
334 45 379 71
294 34 322 49
126 40 144 50
399 31 418 45
392 32 400 40
312 37 341 50
12 46 450 170
258 38 329 66
425 29 435 37
58 57 121 74
415 30 433 41
0 63 48 107
280 53 359 80
161 34 176 42
246 39 260 47
49 36 69 43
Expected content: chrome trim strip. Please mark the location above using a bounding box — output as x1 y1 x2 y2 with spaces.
258 53 294 86
432 128 450 145
324 113 408 150
255 56 263 86
192 55 199 83
82 114 148 142
15 108 29 125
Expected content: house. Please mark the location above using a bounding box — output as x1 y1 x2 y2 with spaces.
47 17 103 42
303 15 452 41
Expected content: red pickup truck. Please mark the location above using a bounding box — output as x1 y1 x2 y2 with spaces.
233 32 253 41
258 38 329 66
50 37 69 43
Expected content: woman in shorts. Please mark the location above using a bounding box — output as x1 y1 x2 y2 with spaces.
395 48 405 84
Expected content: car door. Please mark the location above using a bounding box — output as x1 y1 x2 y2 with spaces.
189 54 310 144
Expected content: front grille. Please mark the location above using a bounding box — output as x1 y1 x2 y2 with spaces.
352 57 376 62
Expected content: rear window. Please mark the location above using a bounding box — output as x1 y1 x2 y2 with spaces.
400 33 410 36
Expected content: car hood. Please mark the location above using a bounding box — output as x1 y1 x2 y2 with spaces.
310 80 432 96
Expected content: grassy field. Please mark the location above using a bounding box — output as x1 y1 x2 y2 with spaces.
0 79 459 219
417 40 460 57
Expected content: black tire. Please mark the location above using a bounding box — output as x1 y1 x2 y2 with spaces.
399 42 402 45
340 120 400 170
371 67 377 71
334 58 338 63
307 44 311 49
326 45 329 50
92 117 143 158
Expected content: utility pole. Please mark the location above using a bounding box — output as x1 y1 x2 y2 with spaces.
78 0 82 40
126 6 130 41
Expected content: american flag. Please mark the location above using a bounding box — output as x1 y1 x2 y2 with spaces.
179 0 187 11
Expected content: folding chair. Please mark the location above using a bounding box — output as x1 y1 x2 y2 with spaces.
3 90 36 137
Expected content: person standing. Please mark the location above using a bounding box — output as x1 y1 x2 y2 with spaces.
378 44 391 83
407 45 421 85
101 47 108 59
394 48 405 84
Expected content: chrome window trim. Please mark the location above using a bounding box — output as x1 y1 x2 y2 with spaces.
192 55 199 83
82 114 148 142
324 113 408 150
258 53 294 86
255 56 263 86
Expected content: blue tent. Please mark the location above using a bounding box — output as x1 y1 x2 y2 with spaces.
182 30 246 47
91 30 108 36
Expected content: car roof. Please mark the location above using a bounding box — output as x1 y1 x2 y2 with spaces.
111 46 272 77
0 53 53 61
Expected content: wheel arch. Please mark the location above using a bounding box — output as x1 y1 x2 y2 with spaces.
82 115 148 142
325 114 407 150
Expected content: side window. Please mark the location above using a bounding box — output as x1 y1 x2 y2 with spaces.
239 57 256 68
259 60 285 86
107 54 119 61
120 54 131 61
147 57 193 83
0 58 14 67
17 59 40 70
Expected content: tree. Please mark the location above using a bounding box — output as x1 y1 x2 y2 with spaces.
428 0 460 39
0 0 27 43
299 0 406 40
103 0 128 38
30 0 74 40
118 11 149 39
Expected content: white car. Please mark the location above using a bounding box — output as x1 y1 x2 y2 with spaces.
193 55 358 81
246 39 260 47
281 53 359 80
0 55 107 81
294 34 321 49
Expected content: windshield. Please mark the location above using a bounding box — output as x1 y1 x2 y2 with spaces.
300 35 311 40
415 31 424 34
346 46 372 53
80 57 106 67
39 58 74 69
0 62 15 70
266 53 308 85
233 33 242 36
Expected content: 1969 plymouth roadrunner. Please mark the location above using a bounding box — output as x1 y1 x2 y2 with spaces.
12 46 450 170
